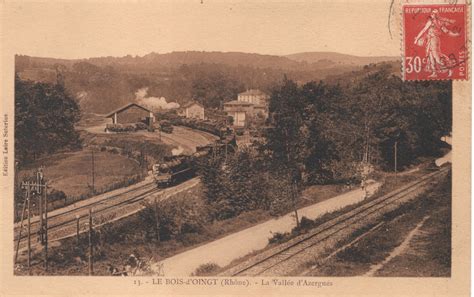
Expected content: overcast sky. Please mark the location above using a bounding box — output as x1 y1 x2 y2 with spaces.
2 0 400 59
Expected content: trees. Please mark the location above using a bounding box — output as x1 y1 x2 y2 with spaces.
198 147 293 221
15 75 82 166
190 68 245 109
198 65 451 225
266 78 307 177
265 67 451 185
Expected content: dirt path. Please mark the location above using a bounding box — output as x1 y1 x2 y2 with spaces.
364 215 430 276
151 181 381 276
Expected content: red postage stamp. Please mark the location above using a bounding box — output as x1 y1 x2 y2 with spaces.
403 1 468 80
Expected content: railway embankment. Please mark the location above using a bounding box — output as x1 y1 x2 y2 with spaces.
219 166 450 276
305 170 451 277
153 181 382 276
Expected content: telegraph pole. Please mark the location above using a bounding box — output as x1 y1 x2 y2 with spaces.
16 170 48 272
76 215 80 244
292 181 300 229
88 209 93 276
394 141 398 184
91 150 95 194
27 186 31 275
43 183 48 271
37 169 44 244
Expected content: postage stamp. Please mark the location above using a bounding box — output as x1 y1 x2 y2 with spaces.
402 1 468 80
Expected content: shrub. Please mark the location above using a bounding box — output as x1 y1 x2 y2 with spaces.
135 122 148 130
192 263 221 276
140 194 207 242
296 216 315 231
49 189 67 202
268 232 290 245
106 123 136 133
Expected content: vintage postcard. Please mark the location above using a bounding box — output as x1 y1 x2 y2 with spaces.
0 0 471 296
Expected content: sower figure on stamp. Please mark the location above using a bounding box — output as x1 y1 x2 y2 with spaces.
414 9 460 78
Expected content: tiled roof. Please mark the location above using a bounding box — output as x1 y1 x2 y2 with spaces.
105 103 151 118
182 101 204 109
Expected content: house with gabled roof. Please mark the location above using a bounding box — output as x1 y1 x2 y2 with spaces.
105 102 154 125
178 101 205 120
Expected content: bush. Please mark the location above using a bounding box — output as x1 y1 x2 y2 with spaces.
140 194 207 242
135 122 148 130
192 263 221 276
49 189 67 202
106 123 136 133
268 232 290 245
295 216 315 232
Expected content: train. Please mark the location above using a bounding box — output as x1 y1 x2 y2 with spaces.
152 133 237 188
170 117 231 139
159 120 174 134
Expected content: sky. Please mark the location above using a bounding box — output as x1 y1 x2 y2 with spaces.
2 0 401 59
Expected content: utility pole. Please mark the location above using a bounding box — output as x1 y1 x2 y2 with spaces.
27 187 31 275
292 181 300 229
76 215 80 245
88 209 93 276
37 169 44 245
394 141 398 184
91 150 95 194
43 183 48 271
16 170 48 272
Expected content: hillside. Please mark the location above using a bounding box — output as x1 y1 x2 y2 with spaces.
16 51 302 73
15 51 397 114
324 60 401 86
285 52 397 67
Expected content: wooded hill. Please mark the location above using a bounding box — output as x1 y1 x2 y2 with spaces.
15 51 398 113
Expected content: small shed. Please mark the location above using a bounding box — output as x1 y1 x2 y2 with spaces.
105 103 154 126
179 101 205 120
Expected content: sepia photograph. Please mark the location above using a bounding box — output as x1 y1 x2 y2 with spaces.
0 0 470 295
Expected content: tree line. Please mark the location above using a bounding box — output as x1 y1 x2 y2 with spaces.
266 65 451 185
15 75 82 167
199 64 451 222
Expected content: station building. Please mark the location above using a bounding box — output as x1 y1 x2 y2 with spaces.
224 89 269 127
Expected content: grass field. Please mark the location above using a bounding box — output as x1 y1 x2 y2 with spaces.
17 149 142 198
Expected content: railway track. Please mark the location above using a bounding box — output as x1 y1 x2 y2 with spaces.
222 166 450 276
14 177 200 259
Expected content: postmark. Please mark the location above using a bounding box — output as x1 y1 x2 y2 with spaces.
402 1 468 80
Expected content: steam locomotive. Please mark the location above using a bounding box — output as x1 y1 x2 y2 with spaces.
152 136 237 187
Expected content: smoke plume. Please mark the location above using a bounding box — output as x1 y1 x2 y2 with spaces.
135 87 180 110
171 146 184 156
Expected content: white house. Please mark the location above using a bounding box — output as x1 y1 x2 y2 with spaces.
179 101 205 120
